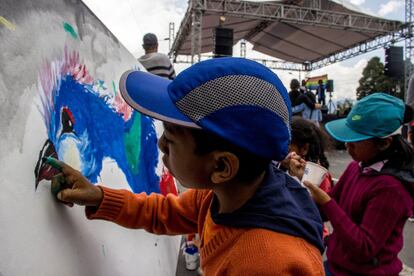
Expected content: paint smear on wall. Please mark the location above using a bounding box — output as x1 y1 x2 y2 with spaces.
63 22 78 39
0 16 16 30
34 47 160 193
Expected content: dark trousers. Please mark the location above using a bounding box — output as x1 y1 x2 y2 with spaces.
318 97 326 106
324 261 334 276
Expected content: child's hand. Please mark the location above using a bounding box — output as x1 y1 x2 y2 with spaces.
279 151 295 170
288 153 306 180
56 161 103 207
303 181 331 205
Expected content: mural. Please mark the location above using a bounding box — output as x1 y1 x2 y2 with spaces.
34 47 160 194
0 1 180 275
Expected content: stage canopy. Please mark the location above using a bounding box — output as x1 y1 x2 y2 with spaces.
170 0 406 69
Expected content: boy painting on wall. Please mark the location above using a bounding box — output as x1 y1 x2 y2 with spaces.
54 58 324 275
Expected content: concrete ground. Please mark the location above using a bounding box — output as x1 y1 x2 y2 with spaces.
176 150 414 275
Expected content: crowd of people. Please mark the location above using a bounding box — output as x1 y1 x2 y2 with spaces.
289 78 323 126
48 33 414 276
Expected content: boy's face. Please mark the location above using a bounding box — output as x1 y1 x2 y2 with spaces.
158 122 214 189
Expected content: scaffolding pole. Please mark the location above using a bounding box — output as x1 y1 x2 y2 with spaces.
406 0 414 93
190 0 203 64
240 39 246 58
168 22 175 55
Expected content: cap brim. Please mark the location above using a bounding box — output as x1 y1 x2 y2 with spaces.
119 70 199 128
325 118 373 142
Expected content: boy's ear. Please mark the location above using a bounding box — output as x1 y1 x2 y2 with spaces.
210 151 239 184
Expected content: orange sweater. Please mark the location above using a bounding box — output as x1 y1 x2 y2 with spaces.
86 187 323 276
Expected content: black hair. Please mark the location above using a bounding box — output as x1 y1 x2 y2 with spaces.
188 128 271 182
143 44 157 51
373 135 414 170
290 79 300 90
291 117 332 169
373 104 414 170
289 90 301 106
404 104 414 123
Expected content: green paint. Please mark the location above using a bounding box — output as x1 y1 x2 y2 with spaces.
63 22 78 39
112 81 117 97
43 156 62 171
124 113 142 174
51 174 67 196
0 16 16 30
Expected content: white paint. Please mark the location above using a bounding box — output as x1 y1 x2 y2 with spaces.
0 1 180 275
99 157 130 190
59 136 83 171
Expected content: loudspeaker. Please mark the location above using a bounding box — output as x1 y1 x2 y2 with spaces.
385 47 404 79
326 79 334 92
214 27 233 57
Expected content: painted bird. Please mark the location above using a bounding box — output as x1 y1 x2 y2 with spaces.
35 49 160 194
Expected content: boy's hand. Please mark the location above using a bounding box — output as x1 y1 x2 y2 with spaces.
55 161 103 207
315 103 322 109
303 181 331 205
288 153 306 180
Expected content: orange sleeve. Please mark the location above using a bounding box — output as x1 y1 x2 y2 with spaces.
227 230 324 276
85 186 207 235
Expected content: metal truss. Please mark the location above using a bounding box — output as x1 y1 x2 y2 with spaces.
174 25 410 72
169 3 193 60
405 0 414 92
173 54 307 71
168 22 175 54
252 59 307 71
169 0 203 63
191 0 203 63
170 0 408 71
203 0 400 33
309 25 410 70
240 39 246 58
311 0 321 9
173 54 214 64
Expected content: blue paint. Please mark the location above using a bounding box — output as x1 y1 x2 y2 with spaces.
48 75 159 193
139 114 160 193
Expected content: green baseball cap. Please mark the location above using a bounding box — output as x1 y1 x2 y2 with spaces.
325 93 405 142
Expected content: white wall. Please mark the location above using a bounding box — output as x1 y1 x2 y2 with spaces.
0 1 180 275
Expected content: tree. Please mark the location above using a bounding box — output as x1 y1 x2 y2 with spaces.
356 57 396 100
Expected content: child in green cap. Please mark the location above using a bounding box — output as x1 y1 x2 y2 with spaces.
291 93 414 276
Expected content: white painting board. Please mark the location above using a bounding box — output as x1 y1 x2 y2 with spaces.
0 1 180 275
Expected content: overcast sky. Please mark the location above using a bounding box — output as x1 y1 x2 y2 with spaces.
82 0 406 100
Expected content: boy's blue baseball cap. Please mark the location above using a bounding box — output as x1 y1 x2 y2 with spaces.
325 93 405 142
120 57 292 161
